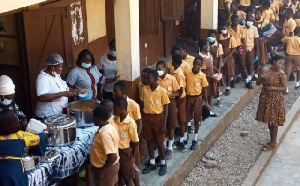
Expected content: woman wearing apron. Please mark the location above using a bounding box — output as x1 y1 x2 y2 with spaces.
0 110 46 185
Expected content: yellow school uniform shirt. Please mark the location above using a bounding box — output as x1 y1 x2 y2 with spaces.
185 69 209 96
295 19 300 27
270 1 284 21
283 18 297 37
157 74 180 95
245 26 259 51
90 124 120 168
218 0 232 10
114 114 139 149
141 85 170 114
211 41 224 57
126 97 141 121
166 60 191 75
228 25 246 46
183 54 195 67
108 117 118 129
228 11 247 25
0 131 40 160
281 36 300 55
239 0 251 6
255 18 268 29
219 34 237 49
172 67 186 98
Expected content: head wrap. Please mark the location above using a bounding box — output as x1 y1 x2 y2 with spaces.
0 75 15 96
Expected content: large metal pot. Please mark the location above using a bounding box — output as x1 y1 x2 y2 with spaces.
22 156 39 171
67 100 99 128
44 114 76 146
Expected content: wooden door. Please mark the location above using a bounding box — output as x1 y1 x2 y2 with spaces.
105 0 115 43
23 7 73 114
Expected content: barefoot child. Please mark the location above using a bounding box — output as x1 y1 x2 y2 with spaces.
113 97 139 186
90 106 120 186
184 56 209 150
141 69 170 176
156 60 180 159
171 54 188 152
113 81 142 186
218 22 237 96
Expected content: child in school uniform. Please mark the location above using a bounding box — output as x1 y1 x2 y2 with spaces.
171 54 188 152
180 43 195 67
282 8 297 37
243 14 259 89
207 29 223 106
90 106 120 186
113 81 142 186
100 99 117 129
281 27 300 92
141 69 170 176
166 45 191 75
184 56 209 150
138 68 152 101
199 39 219 118
218 22 237 96
228 1 247 25
113 97 139 186
156 60 180 159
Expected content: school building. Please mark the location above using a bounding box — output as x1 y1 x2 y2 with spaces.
0 0 218 118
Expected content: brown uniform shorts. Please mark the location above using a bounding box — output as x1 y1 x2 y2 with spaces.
142 113 165 142
119 148 135 181
93 162 119 186
186 95 203 123
286 55 300 71
167 99 178 129
176 97 187 124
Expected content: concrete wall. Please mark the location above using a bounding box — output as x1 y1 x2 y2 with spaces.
0 0 46 14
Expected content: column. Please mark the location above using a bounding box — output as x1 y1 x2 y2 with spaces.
200 0 218 38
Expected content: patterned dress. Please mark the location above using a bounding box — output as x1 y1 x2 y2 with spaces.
256 71 285 126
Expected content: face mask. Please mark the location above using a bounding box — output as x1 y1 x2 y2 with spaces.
221 29 228 34
207 37 215 43
157 70 164 76
51 67 57 75
110 50 116 57
246 21 253 27
81 62 91 69
206 46 211 52
0 98 12 106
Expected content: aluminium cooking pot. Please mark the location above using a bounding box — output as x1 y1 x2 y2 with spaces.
67 100 99 128
44 114 76 146
22 156 39 171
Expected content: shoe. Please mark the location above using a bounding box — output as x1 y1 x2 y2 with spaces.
289 74 295 81
235 77 242 84
283 91 289 95
165 149 172 160
190 140 198 150
144 156 160 166
295 85 300 89
225 89 231 96
245 81 253 89
188 126 194 133
251 75 257 81
159 164 167 176
184 140 188 145
217 99 222 107
172 143 176 149
210 112 217 117
230 80 235 88
142 164 157 174
177 142 187 152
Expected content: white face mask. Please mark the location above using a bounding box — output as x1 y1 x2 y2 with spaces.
0 98 12 106
81 62 91 69
157 70 164 76
221 29 228 34
246 21 253 27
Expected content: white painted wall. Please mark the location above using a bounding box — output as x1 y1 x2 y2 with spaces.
0 0 46 14
200 0 218 29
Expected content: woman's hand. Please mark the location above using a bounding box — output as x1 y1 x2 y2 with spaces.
64 91 77 97
212 76 219 83
265 86 274 91
205 104 211 111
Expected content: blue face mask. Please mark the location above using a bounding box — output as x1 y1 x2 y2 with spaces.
110 50 116 57
207 37 216 43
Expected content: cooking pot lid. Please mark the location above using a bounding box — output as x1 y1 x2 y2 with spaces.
44 114 76 128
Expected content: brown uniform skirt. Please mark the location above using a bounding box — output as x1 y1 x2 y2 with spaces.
257 38 268 66
93 162 119 186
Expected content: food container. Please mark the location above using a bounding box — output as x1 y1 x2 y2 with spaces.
67 100 99 128
78 91 90 101
27 118 47 134
22 156 39 171
44 114 76 146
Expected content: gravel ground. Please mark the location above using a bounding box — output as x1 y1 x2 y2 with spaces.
182 82 299 186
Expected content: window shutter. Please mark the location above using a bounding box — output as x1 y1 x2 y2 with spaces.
161 0 184 21
140 0 159 34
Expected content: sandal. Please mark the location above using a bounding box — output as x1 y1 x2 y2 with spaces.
262 143 277 151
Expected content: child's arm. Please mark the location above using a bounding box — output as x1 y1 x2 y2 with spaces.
131 142 139 161
202 87 210 110
136 119 142 136
102 153 118 170
162 104 169 133
168 90 180 99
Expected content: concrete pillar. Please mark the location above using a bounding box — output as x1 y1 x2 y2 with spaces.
114 0 140 82
200 0 218 38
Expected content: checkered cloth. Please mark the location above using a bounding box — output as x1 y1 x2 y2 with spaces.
27 126 98 186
